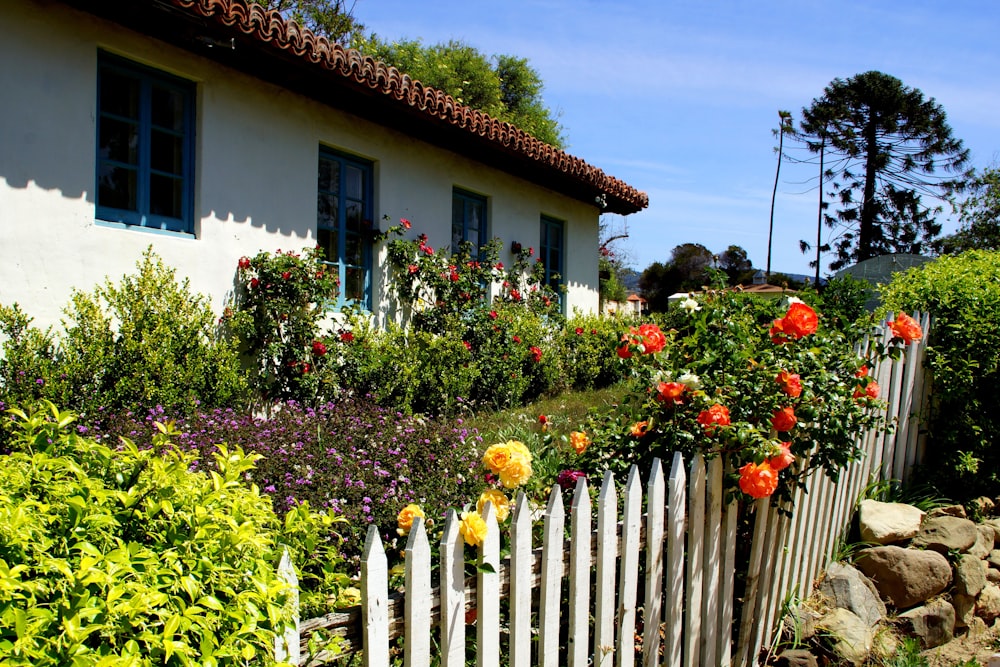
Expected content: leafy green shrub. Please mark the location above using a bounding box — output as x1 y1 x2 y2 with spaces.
879 250 1000 500
0 249 247 420
0 403 349 666
227 247 341 408
558 313 628 391
817 274 877 332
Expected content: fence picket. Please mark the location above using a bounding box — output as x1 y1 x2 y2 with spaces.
275 547 300 666
685 454 706 667
595 471 618 667
642 459 665 667
735 496 770 667
509 492 532 667
718 493 738 666
439 511 465 667
701 457 723 667
616 466 642 667
361 526 389 667
477 504 500 667
665 453 686 667
569 478 593 667
404 518 431 667
540 488 566 667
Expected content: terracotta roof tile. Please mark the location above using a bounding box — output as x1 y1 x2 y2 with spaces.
133 0 648 214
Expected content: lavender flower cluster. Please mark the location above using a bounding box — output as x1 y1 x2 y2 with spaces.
84 398 484 553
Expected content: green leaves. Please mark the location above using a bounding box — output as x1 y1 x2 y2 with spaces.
0 404 348 666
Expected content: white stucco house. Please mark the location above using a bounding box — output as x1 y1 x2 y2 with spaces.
0 0 648 330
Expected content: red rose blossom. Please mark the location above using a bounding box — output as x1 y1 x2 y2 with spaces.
771 406 797 432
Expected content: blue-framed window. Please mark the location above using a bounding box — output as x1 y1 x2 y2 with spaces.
540 215 565 309
318 148 373 309
96 53 196 234
451 188 487 252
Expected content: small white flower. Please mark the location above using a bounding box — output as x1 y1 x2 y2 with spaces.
680 295 701 313
786 296 805 306
678 372 701 390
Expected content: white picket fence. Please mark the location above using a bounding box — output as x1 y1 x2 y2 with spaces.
277 313 931 667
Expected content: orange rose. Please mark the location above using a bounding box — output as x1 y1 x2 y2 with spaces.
767 442 795 472
656 381 686 405
697 404 731 434
775 370 803 398
570 431 591 455
630 420 650 437
771 406 797 432
638 323 666 354
397 503 425 536
888 312 922 344
771 302 818 343
854 381 880 400
739 461 779 498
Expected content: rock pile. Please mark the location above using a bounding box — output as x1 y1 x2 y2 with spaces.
777 498 1000 666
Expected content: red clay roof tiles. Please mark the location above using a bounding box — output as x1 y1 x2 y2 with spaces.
97 0 648 214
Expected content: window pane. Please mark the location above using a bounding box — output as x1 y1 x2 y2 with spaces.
100 69 140 119
151 85 185 131
317 228 337 263
150 174 182 218
98 166 137 211
345 201 362 233
345 233 362 265
317 193 338 230
344 266 364 301
345 165 363 199
99 117 138 165
151 129 183 175
318 158 339 193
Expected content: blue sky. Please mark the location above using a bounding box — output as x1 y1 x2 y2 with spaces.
353 0 1000 278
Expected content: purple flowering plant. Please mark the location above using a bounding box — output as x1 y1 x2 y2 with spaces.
88 397 483 558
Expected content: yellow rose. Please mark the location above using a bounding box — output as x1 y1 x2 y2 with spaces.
498 455 532 489
477 489 511 522
506 440 532 462
570 431 591 455
459 511 488 547
482 443 513 475
396 503 425 536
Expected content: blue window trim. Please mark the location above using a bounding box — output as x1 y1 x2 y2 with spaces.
95 52 196 235
451 188 488 252
318 147 374 310
540 215 566 312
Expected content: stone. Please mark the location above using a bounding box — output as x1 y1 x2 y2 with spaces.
929 504 968 519
897 598 955 649
989 568 1000 585
817 608 874 666
978 583 1000 623
776 648 819 667
989 550 1000 569
954 593 977 628
856 546 952 609
910 515 978 554
819 561 886 627
969 525 996 559
972 496 996 517
982 518 1000 543
956 553 988 597
858 499 924 545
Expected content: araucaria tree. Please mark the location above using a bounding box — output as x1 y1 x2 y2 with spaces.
800 71 970 270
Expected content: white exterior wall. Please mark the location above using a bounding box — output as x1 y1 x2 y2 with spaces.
0 0 600 330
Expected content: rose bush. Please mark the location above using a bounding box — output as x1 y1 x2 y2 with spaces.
577 291 893 503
